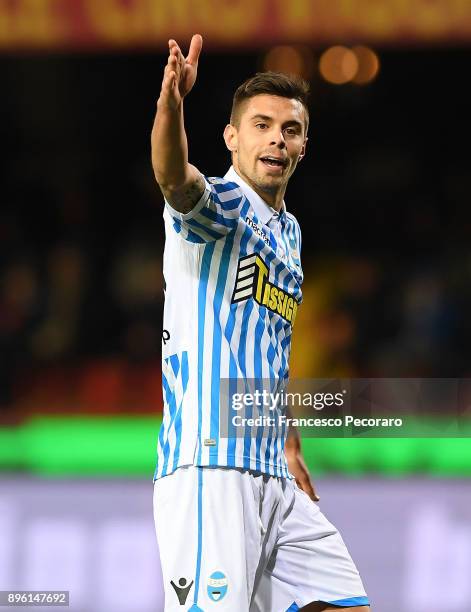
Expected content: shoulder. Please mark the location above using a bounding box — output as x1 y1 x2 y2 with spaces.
285 211 302 252
207 176 244 197
205 176 247 212
285 210 300 225
285 210 302 234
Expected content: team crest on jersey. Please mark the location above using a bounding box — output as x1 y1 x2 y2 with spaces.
207 571 228 602
288 235 301 266
232 254 299 325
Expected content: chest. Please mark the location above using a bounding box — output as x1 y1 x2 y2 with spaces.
243 213 302 281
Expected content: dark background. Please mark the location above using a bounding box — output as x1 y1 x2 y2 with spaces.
1 47 470 413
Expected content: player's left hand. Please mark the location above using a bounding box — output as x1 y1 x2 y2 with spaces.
285 437 320 502
168 34 203 100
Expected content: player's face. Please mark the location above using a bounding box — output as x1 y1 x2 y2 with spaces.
224 94 307 203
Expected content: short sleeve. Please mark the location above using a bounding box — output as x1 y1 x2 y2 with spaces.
165 176 245 243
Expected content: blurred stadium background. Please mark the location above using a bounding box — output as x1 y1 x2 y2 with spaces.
1 1 471 611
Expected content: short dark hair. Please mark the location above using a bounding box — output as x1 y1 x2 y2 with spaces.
230 71 310 132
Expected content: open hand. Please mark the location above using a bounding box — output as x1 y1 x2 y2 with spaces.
160 34 203 109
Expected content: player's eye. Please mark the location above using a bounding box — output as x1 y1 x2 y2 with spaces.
255 123 268 130
284 127 298 136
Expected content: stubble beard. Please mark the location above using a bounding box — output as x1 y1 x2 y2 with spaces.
237 154 285 198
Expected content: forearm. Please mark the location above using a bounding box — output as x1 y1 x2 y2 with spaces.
151 99 190 190
285 407 318 500
150 35 204 213
285 407 301 452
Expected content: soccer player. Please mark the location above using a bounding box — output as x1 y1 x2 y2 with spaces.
151 34 370 612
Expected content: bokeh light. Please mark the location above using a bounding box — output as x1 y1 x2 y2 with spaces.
352 46 380 85
319 46 359 85
263 45 314 80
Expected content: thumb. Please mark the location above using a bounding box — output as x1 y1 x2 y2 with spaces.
187 34 203 66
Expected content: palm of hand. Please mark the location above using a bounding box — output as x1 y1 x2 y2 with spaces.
170 35 202 103
178 61 197 99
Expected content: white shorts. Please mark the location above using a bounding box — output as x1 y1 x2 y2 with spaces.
153 466 369 611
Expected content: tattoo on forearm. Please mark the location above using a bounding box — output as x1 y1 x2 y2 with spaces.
162 174 205 214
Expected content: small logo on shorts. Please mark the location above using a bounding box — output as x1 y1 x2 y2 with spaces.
170 577 193 605
207 571 228 602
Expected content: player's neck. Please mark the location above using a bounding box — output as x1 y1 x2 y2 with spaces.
233 167 285 212
257 188 285 213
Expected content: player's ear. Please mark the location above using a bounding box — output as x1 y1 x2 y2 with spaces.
298 136 308 162
223 124 238 153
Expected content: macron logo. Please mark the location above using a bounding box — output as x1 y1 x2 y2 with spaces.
246 216 270 245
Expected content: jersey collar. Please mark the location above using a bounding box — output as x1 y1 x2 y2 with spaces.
224 166 286 225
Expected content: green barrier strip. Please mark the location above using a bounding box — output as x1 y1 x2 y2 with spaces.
0 416 160 477
0 416 470 477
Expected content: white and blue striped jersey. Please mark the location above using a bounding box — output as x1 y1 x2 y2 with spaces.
154 166 303 480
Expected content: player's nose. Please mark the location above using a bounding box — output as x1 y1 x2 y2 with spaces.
269 132 287 149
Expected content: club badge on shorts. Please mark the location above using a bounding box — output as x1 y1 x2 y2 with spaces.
207 571 228 602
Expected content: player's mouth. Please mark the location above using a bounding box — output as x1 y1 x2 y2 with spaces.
259 156 287 172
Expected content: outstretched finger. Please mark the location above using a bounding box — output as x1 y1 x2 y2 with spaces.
165 52 176 70
168 48 182 81
186 34 203 66
173 44 185 74
163 55 177 83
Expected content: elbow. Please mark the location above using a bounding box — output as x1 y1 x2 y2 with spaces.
152 162 191 193
151 152 165 187
152 166 167 190
153 175 182 194
151 162 177 192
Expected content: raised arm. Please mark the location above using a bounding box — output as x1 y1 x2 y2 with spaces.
151 34 204 214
